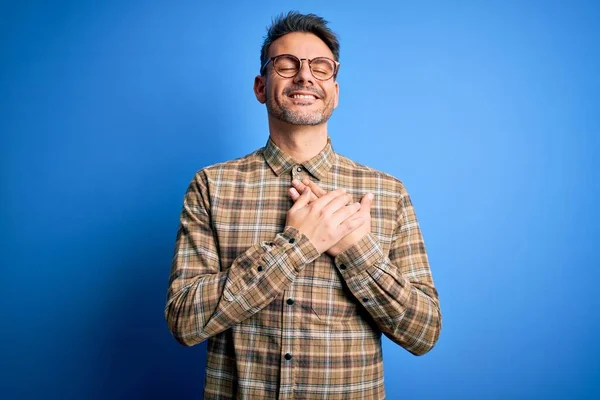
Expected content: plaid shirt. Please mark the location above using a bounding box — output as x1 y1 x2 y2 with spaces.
165 137 441 399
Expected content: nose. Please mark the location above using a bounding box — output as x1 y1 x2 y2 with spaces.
293 59 314 84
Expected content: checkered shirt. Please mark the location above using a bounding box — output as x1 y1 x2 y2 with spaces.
165 137 442 399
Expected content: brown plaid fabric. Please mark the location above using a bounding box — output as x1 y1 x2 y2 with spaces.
165 137 441 399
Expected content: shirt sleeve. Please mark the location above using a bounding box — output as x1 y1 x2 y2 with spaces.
165 172 320 346
333 185 442 356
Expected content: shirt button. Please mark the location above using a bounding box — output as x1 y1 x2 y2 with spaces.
288 238 295 244
362 298 369 302
257 266 264 272
284 353 292 360
340 264 347 270
296 166 302 172
286 298 294 305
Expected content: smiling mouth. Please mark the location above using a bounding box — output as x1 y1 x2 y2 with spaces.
290 94 318 100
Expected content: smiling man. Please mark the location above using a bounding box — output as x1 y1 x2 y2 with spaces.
165 11 442 399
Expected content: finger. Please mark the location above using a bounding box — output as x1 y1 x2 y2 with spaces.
330 202 362 226
289 187 311 211
289 187 301 201
302 178 327 197
312 188 348 211
360 193 374 212
337 214 367 236
292 179 319 202
321 193 353 217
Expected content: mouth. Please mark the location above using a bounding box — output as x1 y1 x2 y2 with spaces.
287 90 320 101
290 93 318 100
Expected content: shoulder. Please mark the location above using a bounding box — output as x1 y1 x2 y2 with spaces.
192 147 265 185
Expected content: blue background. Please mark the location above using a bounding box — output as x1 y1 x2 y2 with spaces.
1 1 599 399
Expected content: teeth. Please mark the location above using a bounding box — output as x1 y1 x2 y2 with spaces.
292 94 316 99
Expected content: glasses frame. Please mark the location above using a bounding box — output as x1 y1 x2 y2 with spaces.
261 54 340 81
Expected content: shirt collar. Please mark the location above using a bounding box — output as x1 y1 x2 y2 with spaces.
262 136 336 181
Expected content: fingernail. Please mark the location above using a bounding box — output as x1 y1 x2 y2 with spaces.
367 193 374 200
292 179 300 185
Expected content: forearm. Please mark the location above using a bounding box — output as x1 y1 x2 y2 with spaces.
335 233 442 355
165 227 319 346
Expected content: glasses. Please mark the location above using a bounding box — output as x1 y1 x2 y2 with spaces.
261 54 340 81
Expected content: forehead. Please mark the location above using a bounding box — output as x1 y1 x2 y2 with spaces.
268 32 334 59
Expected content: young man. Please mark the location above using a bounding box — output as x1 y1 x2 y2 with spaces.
166 11 442 399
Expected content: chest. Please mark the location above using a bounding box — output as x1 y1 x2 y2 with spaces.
209 173 397 268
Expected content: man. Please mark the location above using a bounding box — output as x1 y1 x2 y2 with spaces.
165 11 441 399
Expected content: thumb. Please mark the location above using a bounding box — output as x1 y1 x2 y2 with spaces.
361 193 374 210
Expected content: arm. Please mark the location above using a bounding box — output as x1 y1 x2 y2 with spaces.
334 188 442 355
165 172 320 346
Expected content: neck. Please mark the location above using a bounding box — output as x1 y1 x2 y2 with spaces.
268 118 329 163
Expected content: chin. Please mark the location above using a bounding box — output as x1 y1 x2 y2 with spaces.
289 114 331 126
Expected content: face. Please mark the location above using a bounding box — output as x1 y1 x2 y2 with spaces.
254 32 339 126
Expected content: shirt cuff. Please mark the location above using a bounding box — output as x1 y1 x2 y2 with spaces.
263 226 320 271
334 233 384 277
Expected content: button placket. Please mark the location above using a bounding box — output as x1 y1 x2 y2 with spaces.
291 164 304 181
280 285 298 394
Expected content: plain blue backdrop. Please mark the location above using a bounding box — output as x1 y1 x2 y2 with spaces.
1 1 599 399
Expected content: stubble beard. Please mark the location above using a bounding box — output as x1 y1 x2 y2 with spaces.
266 94 334 126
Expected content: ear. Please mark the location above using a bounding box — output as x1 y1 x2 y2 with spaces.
254 75 267 104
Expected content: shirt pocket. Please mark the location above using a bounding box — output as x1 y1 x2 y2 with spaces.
310 257 359 324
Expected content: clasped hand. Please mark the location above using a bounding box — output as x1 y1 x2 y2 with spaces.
285 178 373 257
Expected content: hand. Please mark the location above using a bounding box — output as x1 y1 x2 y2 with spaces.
285 186 367 255
289 178 374 257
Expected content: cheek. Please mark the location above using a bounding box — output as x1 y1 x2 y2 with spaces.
324 88 337 105
331 86 339 107
271 86 288 103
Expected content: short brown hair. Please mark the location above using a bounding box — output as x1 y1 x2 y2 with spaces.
260 11 340 74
